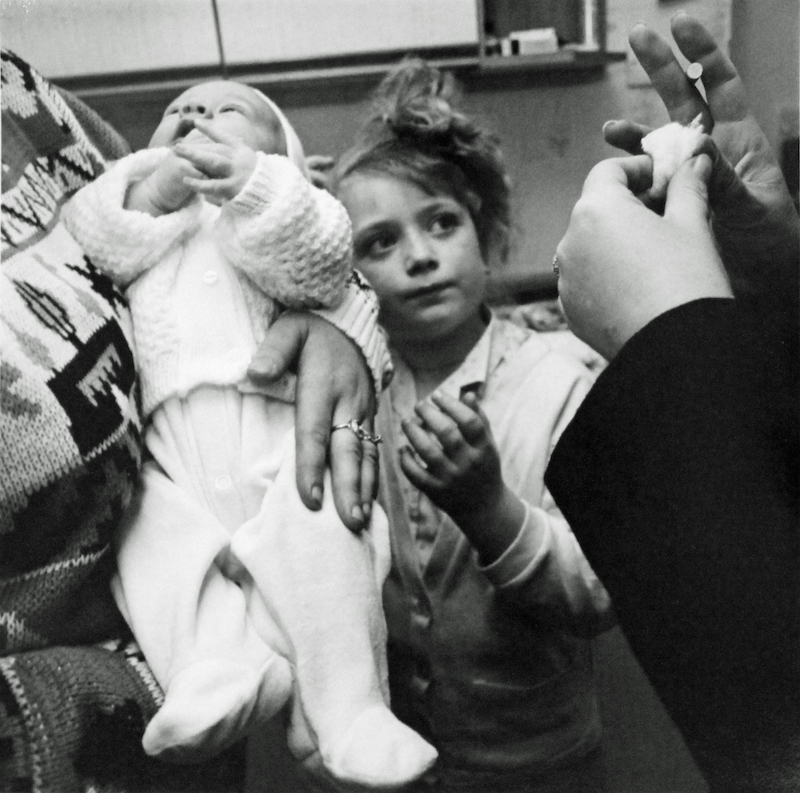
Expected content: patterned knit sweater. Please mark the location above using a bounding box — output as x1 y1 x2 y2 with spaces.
62 147 390 416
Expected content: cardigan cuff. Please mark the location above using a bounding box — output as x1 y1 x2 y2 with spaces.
312 276 393 396
229 152 300 215
62 148 201 282
479 504 550 590
220 153 352 310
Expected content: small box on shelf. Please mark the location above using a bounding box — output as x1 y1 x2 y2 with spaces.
478 0 619 71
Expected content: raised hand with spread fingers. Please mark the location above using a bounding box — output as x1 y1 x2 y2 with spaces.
604 13 799 294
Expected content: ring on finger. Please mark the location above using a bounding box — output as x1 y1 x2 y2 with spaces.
552 254 560 276
332 419 382 444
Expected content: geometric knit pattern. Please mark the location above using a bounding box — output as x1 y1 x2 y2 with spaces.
0 50 245 792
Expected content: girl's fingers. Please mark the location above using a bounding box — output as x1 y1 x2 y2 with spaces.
399 446 443 494
425 390 487 446
414 401 464 456
456 392 490 443
402 417 454 477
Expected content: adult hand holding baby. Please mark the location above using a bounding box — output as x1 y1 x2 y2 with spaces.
556 153 731 361
250 312 379 532
604 13 799 293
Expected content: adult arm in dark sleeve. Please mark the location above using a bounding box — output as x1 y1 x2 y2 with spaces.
545 295 800 792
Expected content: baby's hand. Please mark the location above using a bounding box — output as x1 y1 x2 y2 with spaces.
401 391 505 520
125 152 202 216
174 120 258 205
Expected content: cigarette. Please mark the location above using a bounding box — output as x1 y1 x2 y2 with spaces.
685 62 703 83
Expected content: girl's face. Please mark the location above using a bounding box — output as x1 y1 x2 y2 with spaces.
338 172 488 346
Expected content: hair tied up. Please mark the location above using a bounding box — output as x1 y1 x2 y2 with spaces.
374 58 460 141
333 57 511 264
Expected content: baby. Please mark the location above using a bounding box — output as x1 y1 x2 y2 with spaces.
63 80 436 788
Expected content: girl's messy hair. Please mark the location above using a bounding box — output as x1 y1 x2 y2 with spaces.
333 58 511 263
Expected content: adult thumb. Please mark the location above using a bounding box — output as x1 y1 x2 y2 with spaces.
664 154 712 228
247 311 305 384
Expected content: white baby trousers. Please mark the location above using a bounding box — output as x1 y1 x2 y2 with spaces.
112 385 436 784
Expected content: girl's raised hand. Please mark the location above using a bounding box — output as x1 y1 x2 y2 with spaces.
400 391 524 562
174 120 258 204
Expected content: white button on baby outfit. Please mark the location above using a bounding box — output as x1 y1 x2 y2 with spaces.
214 474 233 491
203 270 219 285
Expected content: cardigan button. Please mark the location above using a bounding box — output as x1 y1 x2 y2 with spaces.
214 474 233 491
203 269 219 284
410 674 430 695
411 612 431 630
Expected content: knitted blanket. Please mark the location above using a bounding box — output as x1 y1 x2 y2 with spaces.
1 50 244 792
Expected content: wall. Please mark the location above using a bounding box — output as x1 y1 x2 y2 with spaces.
280 0 797 285
5 0 794 284
730 0 799 177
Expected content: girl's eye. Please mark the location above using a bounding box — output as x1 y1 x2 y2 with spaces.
220 105 243 114
358 232 397 260
430 212 460 235
165 107 179 116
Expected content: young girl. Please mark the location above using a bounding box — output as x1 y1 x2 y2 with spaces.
332 61 614 792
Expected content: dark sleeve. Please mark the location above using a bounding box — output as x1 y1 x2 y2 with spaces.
545 297 800 792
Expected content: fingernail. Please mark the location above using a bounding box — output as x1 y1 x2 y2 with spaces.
248 357 277 379
310 484 322 507
362 502 372 520
351 505 365 524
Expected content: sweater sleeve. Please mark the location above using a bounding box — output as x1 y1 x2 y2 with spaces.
311 270 393 396
218 156 392 394
545 298 800 789
478 351 614 635
478 501 614 636
215 152 351 310
61 147 202 288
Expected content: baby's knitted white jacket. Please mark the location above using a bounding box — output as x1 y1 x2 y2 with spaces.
63 148 390 416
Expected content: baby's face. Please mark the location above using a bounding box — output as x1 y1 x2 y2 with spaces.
148 81 286 155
